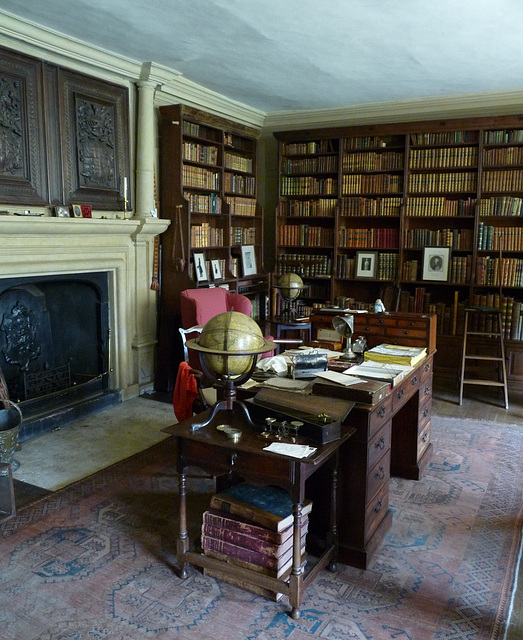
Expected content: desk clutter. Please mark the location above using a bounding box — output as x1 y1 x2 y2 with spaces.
201 483 311 600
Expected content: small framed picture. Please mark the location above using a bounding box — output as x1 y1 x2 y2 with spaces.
211 259 222 281
241 245 257 276
81 205 92 218
71 204 83 218
422 246 450 281
53 205 70 217
193 252 208 283
355 251 377 279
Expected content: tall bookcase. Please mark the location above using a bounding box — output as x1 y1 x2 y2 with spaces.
274 114 523 384
156 104 268 392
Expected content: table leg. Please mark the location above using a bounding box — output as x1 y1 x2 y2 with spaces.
177 472 189 578
328 460 338 572
289 502 305 619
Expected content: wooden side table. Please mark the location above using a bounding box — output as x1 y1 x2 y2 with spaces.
265 318 312 353
163 410 354 618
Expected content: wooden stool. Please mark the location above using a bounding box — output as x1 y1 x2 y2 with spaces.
459 307 509 409
266 319 312 354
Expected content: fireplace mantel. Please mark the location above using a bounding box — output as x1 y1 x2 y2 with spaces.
0 216 170 399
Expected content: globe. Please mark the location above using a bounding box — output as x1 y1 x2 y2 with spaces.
191 311 273 379
277 272 304 302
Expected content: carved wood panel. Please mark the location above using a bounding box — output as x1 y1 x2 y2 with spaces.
58 69 130 210
0 49 48 205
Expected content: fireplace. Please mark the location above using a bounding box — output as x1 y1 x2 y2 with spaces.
0 215 170 441
0 272 111 431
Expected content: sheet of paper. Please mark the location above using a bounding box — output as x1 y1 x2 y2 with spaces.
263 442 317 458
314 370 363 386
261 377 311 391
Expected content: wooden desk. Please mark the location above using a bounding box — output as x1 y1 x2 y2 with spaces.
163 410 355 618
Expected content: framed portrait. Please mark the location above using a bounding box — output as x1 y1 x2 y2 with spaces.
241 245 257 276
422 246 450 281
211 259 223 281
355 251 377 279
71 204 83 218
193 252 208 283
53 206 70 217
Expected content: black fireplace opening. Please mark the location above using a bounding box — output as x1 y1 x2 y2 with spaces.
0 272 115 438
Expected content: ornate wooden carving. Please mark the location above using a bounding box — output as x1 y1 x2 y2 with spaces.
0 49 48 205
59 69 130 210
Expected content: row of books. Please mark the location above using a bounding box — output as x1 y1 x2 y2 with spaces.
483 129 523 144
338 227 399 249
278 198 337 217
223 172 256 196
281 156 338 175
404 196 476 217
341 151 403 172
281 140 336 155
335 252 397 280
409 131 477 145
183 141 218 166
201 483 312 598
224 152 252 173
184 191 222 214
475 256 523 287
341 173 403 195
277 224 335 247
476 196 523 217
343 135 402 150
404 227 473 250
409 146 478 169
182 164 220 190
482 146 523 166
275 253 332 277
227 196 257 217
469 293 523 341
482 169 523 193
477 223 523 251
281 176 338 196
231 226 256 245
339 196 402 217
408 172 477 193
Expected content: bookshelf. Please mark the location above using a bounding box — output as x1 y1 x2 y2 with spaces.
156 104 268 392
274 114 523 384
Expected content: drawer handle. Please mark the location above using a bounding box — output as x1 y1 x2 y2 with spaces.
375 436 386 450
424 385 430 395
374 499 383 513
421 432 429 443
379 319 384 324
378 406 386 418
403 330 409 335
423 407 430 417
396 388 404 399
424 362 431 372
410 375 418 385
229 453 237 466
375 466 385 480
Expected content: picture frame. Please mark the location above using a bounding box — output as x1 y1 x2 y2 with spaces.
193 252 208 283
211 259 222 281
71 204 83 218
422 246 451 281
241 245 257 276
53 205 70 218
355 251 377 279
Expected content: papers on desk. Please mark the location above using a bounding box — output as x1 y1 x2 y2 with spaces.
283 346 342 360
314 370 363 386
347 361 413 386
261 377 311 392
263 442 317 458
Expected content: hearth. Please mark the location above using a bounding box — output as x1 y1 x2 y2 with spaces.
0 272 115 439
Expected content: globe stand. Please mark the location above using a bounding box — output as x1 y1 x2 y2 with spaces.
187 340 276 432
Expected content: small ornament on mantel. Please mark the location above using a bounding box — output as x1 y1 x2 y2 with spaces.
374 298 385 313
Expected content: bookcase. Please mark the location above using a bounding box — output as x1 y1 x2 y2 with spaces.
156 104 268 392
274 114 523 384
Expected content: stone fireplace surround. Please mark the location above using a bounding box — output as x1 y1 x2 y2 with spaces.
1 215 170 439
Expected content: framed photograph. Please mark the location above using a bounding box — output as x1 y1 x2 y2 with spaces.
81 205 92 218
193 252 208 283
211 259 222 281
71 204 83 218
355 251 377 279
422 246 450 281
53 205 70 218
241 245 257 276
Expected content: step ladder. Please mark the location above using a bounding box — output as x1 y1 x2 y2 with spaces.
459 307 509 409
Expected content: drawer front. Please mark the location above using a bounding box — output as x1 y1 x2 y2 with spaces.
391 369 421 412
417 420 431 460
367 396 393 439
419 395 432 428
367 451 391 503
420 356 434 383
386 326 431 342
364 481 390 543
368 421 392 470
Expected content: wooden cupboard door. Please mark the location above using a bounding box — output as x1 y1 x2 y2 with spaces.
0 49 48 205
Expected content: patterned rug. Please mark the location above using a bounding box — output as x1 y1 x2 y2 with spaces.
1 416 522 640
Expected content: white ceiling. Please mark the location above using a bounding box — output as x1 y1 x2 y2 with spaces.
2 0 523 114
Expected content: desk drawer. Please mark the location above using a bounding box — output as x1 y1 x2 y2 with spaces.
420 356 434 383
364 481 390 543
368 420 391 471
391 369 421 412
367 450 390 504
348 394 392 442
417 420 431 460
179 440 291 484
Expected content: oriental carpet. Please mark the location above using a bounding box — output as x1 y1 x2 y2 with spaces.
0 415 522 640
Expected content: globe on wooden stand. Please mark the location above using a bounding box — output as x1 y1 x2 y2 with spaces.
186 311 275 431
275 272 306 321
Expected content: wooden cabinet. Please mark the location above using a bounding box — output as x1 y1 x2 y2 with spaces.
274 115 523 384
156 104 268 391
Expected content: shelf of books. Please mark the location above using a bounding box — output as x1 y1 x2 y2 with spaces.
157 104 268 391
274 115 523 384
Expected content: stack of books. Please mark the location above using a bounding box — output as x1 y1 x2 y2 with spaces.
364 343 427 367
201 483 311 600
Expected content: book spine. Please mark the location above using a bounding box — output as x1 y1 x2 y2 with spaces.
204 548 306 579
203 509 291 545
209 496 285 531
202 535 296 569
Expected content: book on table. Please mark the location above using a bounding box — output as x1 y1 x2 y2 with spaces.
343 361 414 387
203 547 307 579
209 482 313 533
363 343 427 367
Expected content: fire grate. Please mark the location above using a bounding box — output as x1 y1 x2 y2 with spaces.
24 364 71 400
